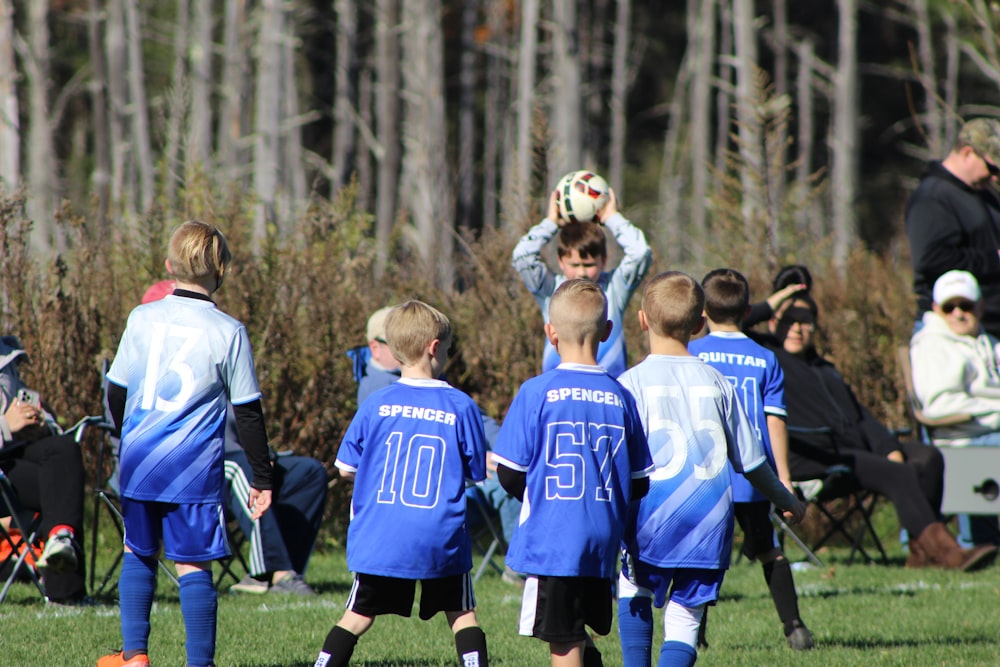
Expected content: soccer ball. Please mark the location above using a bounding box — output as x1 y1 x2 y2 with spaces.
555 170 611 223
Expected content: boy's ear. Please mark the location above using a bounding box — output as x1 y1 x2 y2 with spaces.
428 338 440 357
164 258 173 275
544 322 559 347
692 315 706 337
637 310 650 332
600 319 613 343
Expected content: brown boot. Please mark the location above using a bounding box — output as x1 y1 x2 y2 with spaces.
913 522 998 572
904 538 932 568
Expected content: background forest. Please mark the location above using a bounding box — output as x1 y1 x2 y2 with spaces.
1 0 999 534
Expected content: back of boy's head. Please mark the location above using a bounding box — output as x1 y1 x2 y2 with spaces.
549 278 608 345
383 300 452 366
168 220 231 287
556 222 607 260
641 271 704 340
701 268 749 325
772 264 813 292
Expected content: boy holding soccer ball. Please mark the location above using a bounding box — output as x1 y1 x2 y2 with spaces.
315 300 489 667
512 172 652 378
100 221 274 667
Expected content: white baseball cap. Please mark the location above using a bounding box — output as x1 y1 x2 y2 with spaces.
932 270 982 304
366 306 394 343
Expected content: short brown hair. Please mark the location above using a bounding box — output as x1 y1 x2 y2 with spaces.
641 271 704 340
548 279 608 345
556 222 607 260
702 268 749 326
167 220 231 287
384 300 452 366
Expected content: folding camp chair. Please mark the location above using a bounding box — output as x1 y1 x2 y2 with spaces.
0 470 45 604
466 484 506 583
787 426 889 565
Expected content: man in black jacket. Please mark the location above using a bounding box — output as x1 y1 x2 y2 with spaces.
906 117 1000 337
758 295 997 571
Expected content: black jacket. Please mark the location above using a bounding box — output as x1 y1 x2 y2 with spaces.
905 161 1000 336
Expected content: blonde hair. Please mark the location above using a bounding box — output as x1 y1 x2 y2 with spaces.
384 300 452 366
167 220 231 288
641 271 704 341
548 279 609 345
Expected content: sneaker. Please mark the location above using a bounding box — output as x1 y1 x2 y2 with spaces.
785 621 815 650
229 574 269 594
36 530 77 574
97 650 150 667
270 573 315 596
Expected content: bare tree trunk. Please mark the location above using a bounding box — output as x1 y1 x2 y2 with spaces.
514 0 539 220
374 0 399 278
217 0 248 188
23 0 56 252
732 0 764 233
583 0 608 169
794 37 816 236
713 0 733 175
831 0 858 266
401 0 453 290
188 0 213 171
912 0 942 154
549 0 582 185
0 0 19 193
357 62 373 212
609 0 630 197
771 0 788 219
331 0 357 195
457 0 477 233
125 0 155 213
254 0 283 242
943 10 960 148
690 0 716 265
658 50 692 266
164 0 190 207
106 0 131 218
282 36 306 211
87 0 110 231
481 0 506 229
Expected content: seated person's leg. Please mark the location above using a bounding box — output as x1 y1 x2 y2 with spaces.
271 455 328 574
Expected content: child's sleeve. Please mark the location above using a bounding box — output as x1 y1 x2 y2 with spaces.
603 212 652 313
511 219 559 299
490 385 535 471
335 408 369 474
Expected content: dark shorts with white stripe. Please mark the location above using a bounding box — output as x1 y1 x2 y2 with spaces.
519 575 613 643
346 572 476 620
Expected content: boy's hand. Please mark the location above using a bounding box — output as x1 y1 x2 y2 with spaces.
248 488 272 520
547 189 564 226
782 498 808 525
595 187 618 224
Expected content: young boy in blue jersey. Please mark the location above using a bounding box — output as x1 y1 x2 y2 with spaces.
316 300 490 667
512 186 652 378
492 279 654 667
616 271 806 667
688 269 814 650
100 221 275 667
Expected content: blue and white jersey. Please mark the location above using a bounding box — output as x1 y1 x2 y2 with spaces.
492 364 652 578
107 295 261 504
689 331 786 503
512 214 652 378
336 378 488 579
618 355 764 569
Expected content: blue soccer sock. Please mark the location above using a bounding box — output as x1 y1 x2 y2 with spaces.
658 641 697 667
618 595 654 667
119 551 157 656
178 569 217 667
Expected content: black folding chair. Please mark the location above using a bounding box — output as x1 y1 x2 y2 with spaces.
466 485 506 583
0 469 45 604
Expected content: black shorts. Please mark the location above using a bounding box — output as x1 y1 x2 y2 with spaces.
734 500 779 560
346 572 476 621
519 575 612 643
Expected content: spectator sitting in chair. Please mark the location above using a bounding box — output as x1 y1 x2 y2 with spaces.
754 294 997 571
141 280 328 597
0 335 88 605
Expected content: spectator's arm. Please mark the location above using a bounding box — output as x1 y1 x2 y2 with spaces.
907 193 1000 280
496 464 526 502
912 338 1000 428
744 301 774 328
232 400 274 491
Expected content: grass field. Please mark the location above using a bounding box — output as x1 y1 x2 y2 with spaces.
3 505 1000 666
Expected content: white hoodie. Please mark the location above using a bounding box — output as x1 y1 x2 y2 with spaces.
910 311 1000 444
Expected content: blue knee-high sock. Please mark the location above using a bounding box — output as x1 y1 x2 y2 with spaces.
120 552 157 656
179 569 217 667
618 596 654 667
658 641 697 667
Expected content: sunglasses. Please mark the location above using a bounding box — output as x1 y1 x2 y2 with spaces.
941 300 977 314
974 149 1000 177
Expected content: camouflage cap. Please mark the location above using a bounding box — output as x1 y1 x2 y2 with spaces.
959 118 1000 166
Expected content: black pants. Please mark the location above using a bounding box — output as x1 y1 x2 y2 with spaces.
789 440 944 536
1 433 86 601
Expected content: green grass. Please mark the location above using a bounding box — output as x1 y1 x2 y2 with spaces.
5 507 1000 666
